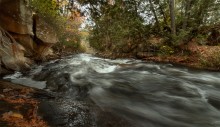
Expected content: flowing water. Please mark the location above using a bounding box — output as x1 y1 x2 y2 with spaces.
3 54 220 127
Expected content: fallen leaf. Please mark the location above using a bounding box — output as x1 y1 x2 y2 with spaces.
2 111 23 120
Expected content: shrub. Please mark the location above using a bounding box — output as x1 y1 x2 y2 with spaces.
196 34 208 45
30 0 83 50
30 0 66 32
199 50 220 69
159 45 174 55
171 29 191 46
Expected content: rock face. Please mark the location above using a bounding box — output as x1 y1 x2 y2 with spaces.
0 0 33 35
0 0 35 56
0 0 58 74
33 15 58 59
0 26 31 74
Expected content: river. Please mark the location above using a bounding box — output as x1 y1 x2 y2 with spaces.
3 53 220 127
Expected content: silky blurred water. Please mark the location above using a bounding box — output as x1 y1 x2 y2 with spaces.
4 54 220 127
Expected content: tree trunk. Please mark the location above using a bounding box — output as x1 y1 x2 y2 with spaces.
149 0 160 30
158 1 168 26
182 0 192 30
169 0 176 35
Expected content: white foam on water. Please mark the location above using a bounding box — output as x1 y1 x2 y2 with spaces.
68 54 119 73
3 72 23 80
199 74 220 83
145 64 161 69
10 78 46 89
106 59 132 64
91 64 117 73
3 68 46 89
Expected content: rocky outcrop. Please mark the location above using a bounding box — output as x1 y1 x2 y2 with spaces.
0 26 31 75
33 15 58 59
0 0 34 56
0 0 33 35
0 0 58 74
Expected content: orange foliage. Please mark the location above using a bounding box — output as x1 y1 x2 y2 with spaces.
0 88 48 127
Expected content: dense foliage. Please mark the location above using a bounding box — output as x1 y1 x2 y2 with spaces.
30 0 83 49
78 0 220 53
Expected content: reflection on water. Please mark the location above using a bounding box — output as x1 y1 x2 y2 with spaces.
4 54 220 127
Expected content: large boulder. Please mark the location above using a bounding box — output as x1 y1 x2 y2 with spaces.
0 0 58 60
0 0 33 35
33 15 58 59
34 15 58 44
10 33 36 56
0 0 34 57
0 26 31 75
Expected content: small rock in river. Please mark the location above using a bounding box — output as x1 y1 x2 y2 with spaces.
3 88 13 93
0 94 5 98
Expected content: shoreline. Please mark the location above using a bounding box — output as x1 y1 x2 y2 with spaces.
95 52 220 72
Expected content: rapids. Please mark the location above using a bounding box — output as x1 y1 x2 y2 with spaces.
3 54 220 127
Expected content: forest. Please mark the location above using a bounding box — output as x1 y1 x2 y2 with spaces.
35 0 220 69
0 0 220 127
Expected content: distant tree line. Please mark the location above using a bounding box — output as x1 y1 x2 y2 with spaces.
77 0 220 52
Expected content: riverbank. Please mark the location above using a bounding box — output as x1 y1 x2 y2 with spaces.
95 44 220 71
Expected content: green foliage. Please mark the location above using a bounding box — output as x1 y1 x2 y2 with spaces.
30 0 82 49
196 34 208 45
30 0 58 17
84 0 149 52
30 0 65 31
58 35 80 48
170 29 191 46
159 45 174 55
78 0 220 53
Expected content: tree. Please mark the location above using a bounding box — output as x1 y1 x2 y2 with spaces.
149 0 159 30
182 0 192 30
169 0 176 35
30 0 83 49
